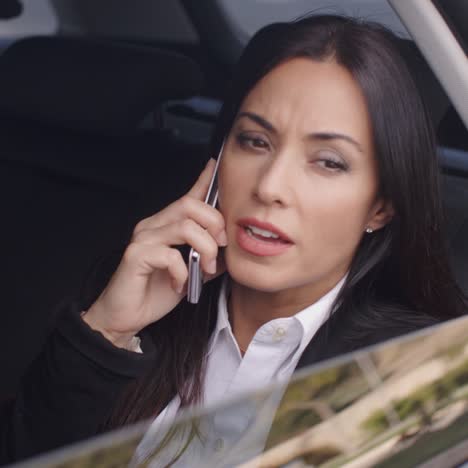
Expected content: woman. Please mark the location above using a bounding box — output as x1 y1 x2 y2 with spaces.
1 14 465 465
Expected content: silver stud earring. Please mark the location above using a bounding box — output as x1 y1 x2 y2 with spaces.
365 227 373 233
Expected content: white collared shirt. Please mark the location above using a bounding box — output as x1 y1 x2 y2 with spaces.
134 275 346 466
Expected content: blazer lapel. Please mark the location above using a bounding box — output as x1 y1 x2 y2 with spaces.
295 321 339 371
294 312 356 371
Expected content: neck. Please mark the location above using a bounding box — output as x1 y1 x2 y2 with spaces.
228 274 345 352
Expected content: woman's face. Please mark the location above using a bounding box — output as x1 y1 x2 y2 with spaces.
218 57 390 297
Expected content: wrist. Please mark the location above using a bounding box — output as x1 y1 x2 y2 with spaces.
81 309 138 350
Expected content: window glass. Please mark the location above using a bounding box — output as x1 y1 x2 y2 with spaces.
216 0 411 44
433 0 468 55
24 315 468 467
0 0 57 43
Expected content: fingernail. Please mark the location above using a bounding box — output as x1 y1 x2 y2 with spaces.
216 230 228 246
208 259 217 274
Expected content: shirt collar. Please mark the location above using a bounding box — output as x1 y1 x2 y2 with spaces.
207 275 232 355
207 274 347 355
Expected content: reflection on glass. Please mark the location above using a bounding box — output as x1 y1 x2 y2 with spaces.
15 315 468 468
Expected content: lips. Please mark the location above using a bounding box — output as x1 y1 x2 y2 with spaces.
237 218 292 243
235 217 293 257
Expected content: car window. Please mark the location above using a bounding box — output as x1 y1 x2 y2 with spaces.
0 0 57 45
389 0 468 137
216 0 411 44
433 0 468 54
21 314 468 467
1 2 467 467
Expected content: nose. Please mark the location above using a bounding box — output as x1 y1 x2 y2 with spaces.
253 155 293 207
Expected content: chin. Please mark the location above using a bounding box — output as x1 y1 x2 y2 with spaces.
225 251 288 293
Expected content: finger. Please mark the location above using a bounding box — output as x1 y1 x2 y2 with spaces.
133 157 219 238
166 250 189 294
134 197 227 246
204 248 227 283
123 243 188 293
186 158 217 200
133 219 220 274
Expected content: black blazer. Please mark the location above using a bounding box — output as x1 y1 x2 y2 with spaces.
0 290 430 466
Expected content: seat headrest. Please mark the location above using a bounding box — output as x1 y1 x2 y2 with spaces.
0 36 203 133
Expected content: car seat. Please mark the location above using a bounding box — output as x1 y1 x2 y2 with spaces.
0 36 206 396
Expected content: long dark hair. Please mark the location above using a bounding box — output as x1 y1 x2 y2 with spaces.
108 15 466 427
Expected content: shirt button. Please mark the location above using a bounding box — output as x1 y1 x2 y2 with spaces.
273 327 286 341
214 438 224 451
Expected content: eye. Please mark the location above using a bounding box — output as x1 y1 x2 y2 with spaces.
236 133 270 152
314 152 348 172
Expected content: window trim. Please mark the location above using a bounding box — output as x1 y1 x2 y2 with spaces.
389 0 468 130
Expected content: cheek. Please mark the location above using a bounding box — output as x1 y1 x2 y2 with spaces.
222 180 377 292
217 159 251 214
299 179 376 250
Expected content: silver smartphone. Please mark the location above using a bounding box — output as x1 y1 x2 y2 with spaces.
187 139 226 304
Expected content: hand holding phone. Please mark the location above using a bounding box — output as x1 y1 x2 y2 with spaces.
187 140 226 303
84 156 226 346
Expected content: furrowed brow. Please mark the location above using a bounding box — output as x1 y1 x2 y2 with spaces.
308 132 364 153
236 112 277 134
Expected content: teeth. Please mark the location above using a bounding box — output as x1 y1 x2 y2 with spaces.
246 225 280 239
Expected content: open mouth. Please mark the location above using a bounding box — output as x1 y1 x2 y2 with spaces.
236 220 293 257
243 225 290 244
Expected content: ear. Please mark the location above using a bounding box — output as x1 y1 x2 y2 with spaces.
367 199 394 231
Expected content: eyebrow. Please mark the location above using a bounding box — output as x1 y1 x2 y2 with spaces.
310 132 364 154
236 111 364 154
237 111 276 133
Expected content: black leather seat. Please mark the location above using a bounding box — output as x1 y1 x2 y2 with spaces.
0 36 207 396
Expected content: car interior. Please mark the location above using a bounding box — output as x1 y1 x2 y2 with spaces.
0 0 467 403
